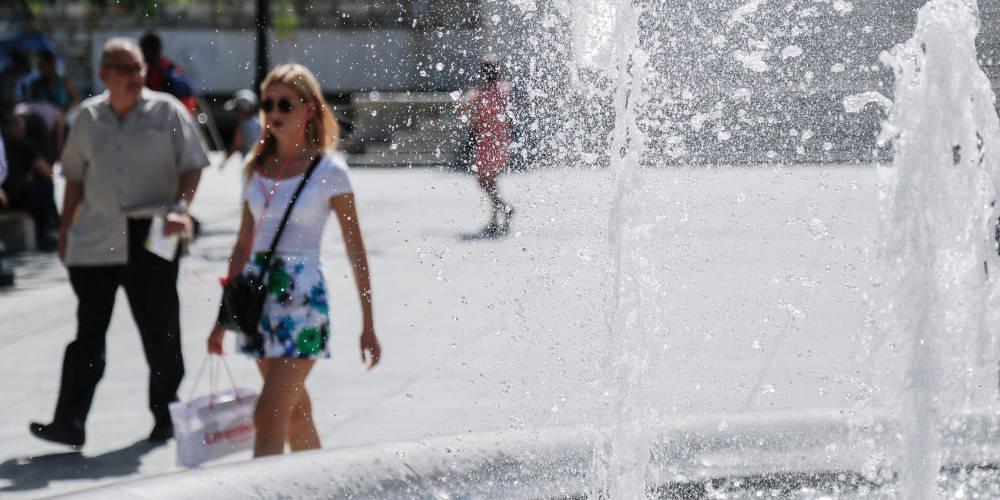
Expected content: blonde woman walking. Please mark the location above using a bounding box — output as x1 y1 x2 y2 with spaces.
208 64 381 457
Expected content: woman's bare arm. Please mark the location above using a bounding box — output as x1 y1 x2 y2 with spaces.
227 202 255 280
65 78 80 109
457 88 480 124
331 193 381 368
228 126 244 159
209 202 255 352
331 193 373 324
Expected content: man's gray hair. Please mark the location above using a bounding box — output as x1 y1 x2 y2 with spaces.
100 37 143 67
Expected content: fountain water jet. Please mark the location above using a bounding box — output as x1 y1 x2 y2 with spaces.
876 0 1000 496
588 0 658 496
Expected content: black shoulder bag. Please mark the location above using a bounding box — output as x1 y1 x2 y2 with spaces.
216 155 323 345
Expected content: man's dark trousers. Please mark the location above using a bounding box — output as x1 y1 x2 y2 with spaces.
54 218 184 431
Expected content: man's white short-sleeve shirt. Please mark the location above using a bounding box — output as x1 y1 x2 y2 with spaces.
60 88 210 266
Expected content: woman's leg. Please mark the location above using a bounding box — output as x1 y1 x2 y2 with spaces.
253 358 316 457
478 173 503 227
287 388 320 452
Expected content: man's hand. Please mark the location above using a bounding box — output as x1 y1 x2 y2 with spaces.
163 211 193 238
0 187 8 208
58 229 68 263
32 159 53 179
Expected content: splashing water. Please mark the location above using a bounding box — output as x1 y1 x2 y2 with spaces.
515 0 1000 496
877 0 1000 496
587 0 656 496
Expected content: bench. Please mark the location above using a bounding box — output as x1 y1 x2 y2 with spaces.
0 211 37 253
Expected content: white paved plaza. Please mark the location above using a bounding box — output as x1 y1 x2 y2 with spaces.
0 159 885 498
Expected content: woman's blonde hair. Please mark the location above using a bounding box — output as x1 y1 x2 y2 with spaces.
243 63 339 180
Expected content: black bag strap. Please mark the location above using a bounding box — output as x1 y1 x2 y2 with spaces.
255 154 323 278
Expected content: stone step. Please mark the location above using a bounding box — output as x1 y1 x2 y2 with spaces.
0 212 37 254
348 150 458 167
390 129 465 144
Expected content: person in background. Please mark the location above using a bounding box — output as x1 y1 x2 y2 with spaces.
0 129 8 208
0 130 12 287
0 51 31 123
207 63 381 458
458 58 515 237
22 49 79 112
139 31 197 114
15 101 65 164
1 115 58 251
29 37 210 447
223 89 262 166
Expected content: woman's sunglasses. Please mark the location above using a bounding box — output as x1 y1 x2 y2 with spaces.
261 97 303 114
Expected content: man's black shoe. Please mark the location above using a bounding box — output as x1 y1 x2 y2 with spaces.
148 422 174 442
29 421 85 447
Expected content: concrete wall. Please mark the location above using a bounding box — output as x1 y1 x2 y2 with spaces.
54 411 1000 499
88 28 483 95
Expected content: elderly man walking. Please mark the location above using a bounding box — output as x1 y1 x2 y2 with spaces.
29 37 209 447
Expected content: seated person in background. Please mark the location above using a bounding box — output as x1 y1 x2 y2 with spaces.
1 115 58 251
0 130 7 208
223 89 261 165
22 49 79 112
15 101 65 163
0 51 31 122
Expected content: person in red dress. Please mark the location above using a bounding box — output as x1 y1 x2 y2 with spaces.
459 59 514 236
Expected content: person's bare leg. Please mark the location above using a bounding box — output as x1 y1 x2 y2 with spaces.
258 360 320 451
287 389 320 452
253 358 315 458
478 174 503 229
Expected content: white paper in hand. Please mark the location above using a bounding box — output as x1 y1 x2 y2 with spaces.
146 216 180 261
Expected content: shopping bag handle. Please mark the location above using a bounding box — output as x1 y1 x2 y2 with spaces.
186 354 244 406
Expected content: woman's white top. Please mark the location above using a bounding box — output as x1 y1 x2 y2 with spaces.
243 153 353 257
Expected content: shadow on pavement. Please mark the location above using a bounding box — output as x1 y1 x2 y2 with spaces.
0 252 66 292
0 439 164 493
458 229 509 242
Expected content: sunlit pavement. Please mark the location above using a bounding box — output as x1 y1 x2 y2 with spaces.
0 159 883 497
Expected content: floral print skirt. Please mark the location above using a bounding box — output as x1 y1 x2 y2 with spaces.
238 253 331 359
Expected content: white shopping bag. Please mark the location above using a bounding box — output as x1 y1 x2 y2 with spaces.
169 356 258 467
